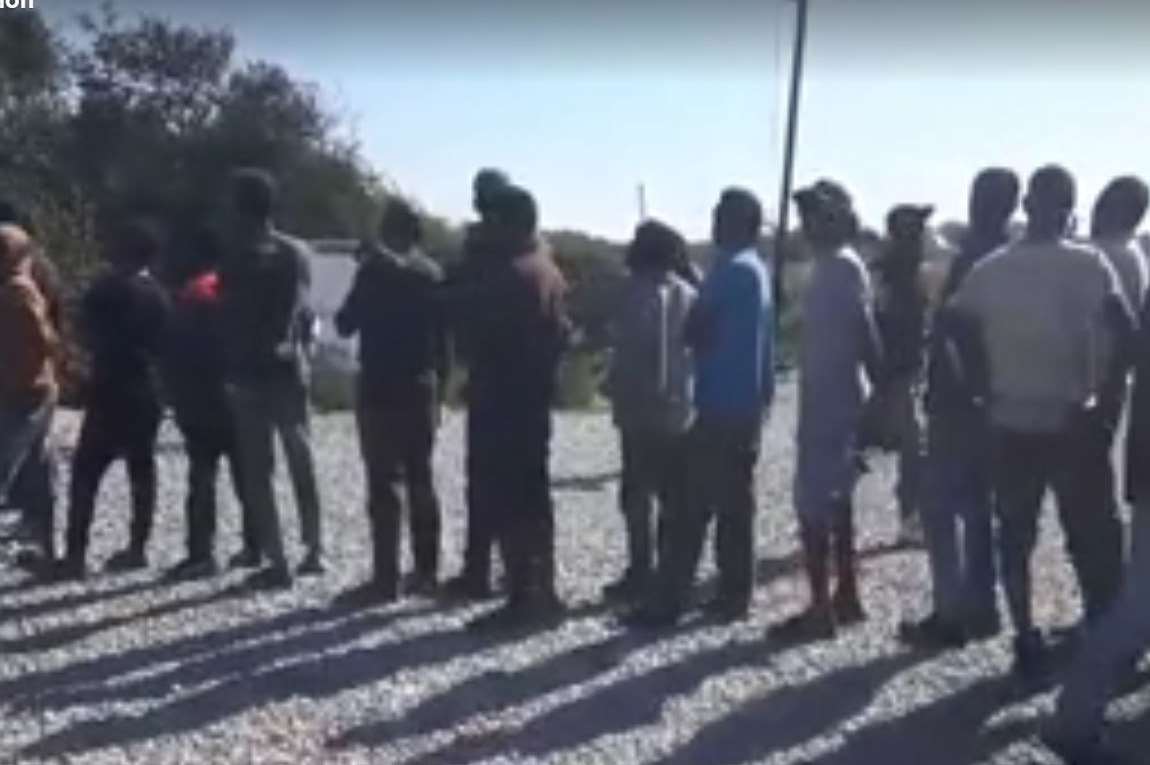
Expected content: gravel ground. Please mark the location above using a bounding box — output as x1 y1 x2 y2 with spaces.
1 384 1148 765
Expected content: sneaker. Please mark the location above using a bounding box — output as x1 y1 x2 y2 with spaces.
165 557 219 582
228 548 263 570
105 548 148 573
14 549 55 575
245 565 293 591
622 601 683 631
964 611 1002 642
442 574 494 602
1040 728 1127 765
602 572 649 603
297 550 326 577
899 613 967 651
334 581 398 609
402 572 438 598
468 593 566 634
47 557 87 582
833 589 867 626
1013 631 1051 688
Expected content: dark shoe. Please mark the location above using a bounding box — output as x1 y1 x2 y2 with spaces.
334 581 398 609
14 549 54 575
832 589 866 626
622 600 683 630
899 614 968 651
245 565 293 591
402 572 438 598
768 606 837 645
165 557 219 582
602 571 650 603
228 548 263 570
442 574 494 602
105 548 148 573
1013 631 1051 688
1041 729 1127 765
468 594 566 634
964 612 1002 642
48 557 87 582
297 550 326 576
703 595 750 624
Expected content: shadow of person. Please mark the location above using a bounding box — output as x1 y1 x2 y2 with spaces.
17 610 536 760
551 471 621 494
0 576 164 624
656 650 926 765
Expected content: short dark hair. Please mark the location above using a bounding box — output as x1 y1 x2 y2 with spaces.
970 167 1021 229
1027 164 1076 214
0 198 35 236
718 187 764 239
627 219 686 274
115 219 163 269
230 167 278 219
473 167 511 216
1094 176 1149 236
489 185 538 236
380 198 423 245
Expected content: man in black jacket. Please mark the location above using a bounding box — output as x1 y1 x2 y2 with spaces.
219 168 324 589
336 200 447 604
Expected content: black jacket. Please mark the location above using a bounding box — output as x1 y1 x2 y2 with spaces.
81 269 169 407
161 271 233 426
1127 296 1150 503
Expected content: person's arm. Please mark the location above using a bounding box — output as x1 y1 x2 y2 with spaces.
852 265 885 390
0 282 54 390
684 266 720 352
1097 260 1137 426
335 262 368 339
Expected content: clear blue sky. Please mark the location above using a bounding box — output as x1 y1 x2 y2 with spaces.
43 0 1150 239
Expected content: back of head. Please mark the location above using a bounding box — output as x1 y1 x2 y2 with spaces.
473 167 511 219
794 179 858 248
488 185 538 254
627 219 686 275
969 167 1020 233
886 204 934 249
1024 164 1076 238
380 198 424 252
0 223 32 274
1092 175 1149 238
230 167 278 220
714 187 763 252
112 219 163 272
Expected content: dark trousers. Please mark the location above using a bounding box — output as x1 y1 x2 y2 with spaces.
474 403 555 605
356 397 441 588
661 415 761 611
617 427 687 579
66 397 162 563
175 410 253 562
993 423 1125 637
461 407 505 586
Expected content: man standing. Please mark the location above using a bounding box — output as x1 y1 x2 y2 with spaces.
771 180 882 642
633 188 774 627
219 168 324 589
901 168 1020 649
0 224 58 568
1092 177 1149 313
462 185 570 631
442 168 511 601
950 165 1134 681
336 200 447 604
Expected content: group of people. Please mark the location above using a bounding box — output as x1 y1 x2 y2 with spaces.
2 160 1149 763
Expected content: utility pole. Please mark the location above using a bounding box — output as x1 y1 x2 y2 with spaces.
637 183 648 222
774 0 809 317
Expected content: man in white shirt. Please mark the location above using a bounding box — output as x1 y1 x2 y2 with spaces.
950 165 1136 683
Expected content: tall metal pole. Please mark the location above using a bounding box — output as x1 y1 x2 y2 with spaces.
637 183 648 222
774 0 809 317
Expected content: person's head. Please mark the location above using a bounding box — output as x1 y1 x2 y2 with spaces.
0 223 32 275
486 184 538 257
626 219 687 276
379 198 423 254
0 199 36 237
969 167 1020 235
473 168 510 219
229 167 278 223
1023 164 1076 240
794 179 859 250
1091 176 1149 239
108 219 162 273
886 204 934 253
712 187 763 254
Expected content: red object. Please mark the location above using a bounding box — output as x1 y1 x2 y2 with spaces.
182 271 220 303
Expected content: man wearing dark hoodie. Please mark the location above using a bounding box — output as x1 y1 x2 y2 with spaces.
0 224 58 567
162 227 255 580
900 168 1020 649
58 219 170 579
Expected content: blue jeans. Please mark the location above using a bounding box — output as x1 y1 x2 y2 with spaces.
921 414 997 629
0 399 56 558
